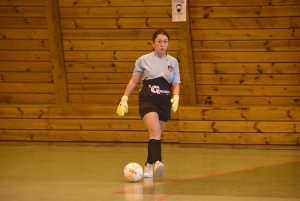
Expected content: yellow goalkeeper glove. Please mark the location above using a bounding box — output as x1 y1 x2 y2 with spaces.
170 95 179 113
116 95 128 116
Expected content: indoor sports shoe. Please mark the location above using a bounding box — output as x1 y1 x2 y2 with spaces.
143 163 153 178
154 161 165 178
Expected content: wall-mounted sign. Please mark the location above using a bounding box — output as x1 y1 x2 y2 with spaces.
172 0 186 22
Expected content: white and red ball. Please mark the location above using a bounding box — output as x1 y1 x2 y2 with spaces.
124 162 143 182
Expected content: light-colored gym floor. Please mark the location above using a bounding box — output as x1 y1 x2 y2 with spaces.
0 146 299 201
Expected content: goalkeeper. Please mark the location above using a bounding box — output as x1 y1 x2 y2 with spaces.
117 29 181 178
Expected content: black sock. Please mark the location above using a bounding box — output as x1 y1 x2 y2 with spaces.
147 139 162 164
146 139 162 165
146 141 153 165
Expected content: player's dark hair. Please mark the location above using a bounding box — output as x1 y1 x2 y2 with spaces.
152 29 170 41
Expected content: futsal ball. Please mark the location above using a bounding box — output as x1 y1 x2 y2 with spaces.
124 162 143 182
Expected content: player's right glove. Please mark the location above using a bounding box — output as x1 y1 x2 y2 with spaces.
116 95 128 116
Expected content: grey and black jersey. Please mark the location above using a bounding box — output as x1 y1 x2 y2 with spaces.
133 52 181 122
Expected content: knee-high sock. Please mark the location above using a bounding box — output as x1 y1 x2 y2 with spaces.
146 141 153 165
146 139 162 165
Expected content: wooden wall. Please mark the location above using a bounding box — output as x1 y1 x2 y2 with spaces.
0 0 55 104
59 0 188 105
0 104 299 148
0 0 299 149
189 0 300 106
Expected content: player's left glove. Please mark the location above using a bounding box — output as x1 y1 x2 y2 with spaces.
170 95 179 113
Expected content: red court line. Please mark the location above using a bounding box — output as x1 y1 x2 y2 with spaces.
108 159 300 195
157 194 300 201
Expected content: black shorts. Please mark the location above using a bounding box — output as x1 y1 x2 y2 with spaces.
139 103 170 122
138 77 172 122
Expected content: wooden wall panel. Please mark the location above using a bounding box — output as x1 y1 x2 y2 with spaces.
0 0 44 6
65 61 135 73
192 29 299 40
0 94 55 104
195 74 300 85
0 62 52 72
68 94 138 104
0 0 299 149
61 18 178 29
0 72 53 83
0 106 49 118
0 130 178 143
0 7 46 17
192 40 300 52
0 18 47 28
194 63 300 74
67 73 132 84
0 51 50 61
0 83 54 93
0 40 49 50
196 85 300 96
0 104 179 143
188 0 300 6
60 7 173 18
178 105 299 147
45 0 68 104
0 0 55 104
58 0 171 6
63 40 179 51
179 133 299 145
196 96 300 106
178 0 196 105
189 6 300 18
193 52 300 63
0 29 48 39
64 50 179 62
62 29 179 40
58 0 182 105
67 84 141 95
0 105 298 148
179 121 300 133
190 0 300 106
179 107 300 121
191 17 300 29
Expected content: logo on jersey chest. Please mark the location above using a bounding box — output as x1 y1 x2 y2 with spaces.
149 85 171 95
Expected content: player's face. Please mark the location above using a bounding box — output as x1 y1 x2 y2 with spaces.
152 34 169 56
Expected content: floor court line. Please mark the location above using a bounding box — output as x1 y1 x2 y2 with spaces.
108 159 300 196
157 194 300 201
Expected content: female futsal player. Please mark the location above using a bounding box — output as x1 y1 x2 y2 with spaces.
116 29 181 178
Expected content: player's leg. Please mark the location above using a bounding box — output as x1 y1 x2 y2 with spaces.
154 120 166 177
142 112 166 177
143 112 163 140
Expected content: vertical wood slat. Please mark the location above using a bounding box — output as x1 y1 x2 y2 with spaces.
45 0 68 104
178 0 196 105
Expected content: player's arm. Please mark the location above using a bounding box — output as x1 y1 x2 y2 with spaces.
124 75 141 97
116 75 141 116
171 83 180 96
